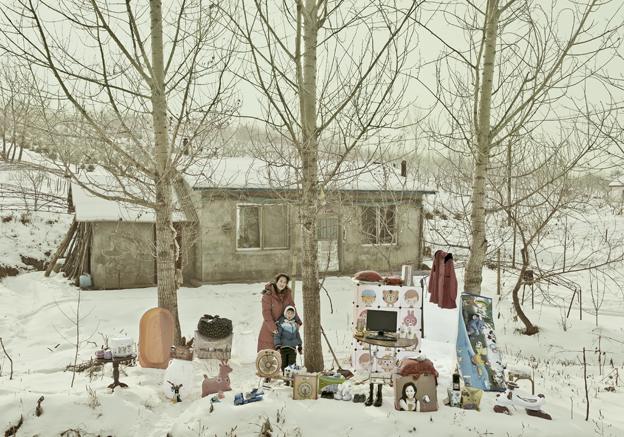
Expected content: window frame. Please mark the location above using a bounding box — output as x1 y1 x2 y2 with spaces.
360 204 398 246
236 203 289 251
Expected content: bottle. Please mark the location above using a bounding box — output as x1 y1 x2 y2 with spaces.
452 367 461 391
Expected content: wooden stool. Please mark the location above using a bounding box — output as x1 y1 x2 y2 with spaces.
507 369 534 395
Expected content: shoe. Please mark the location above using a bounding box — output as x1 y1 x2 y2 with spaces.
353 394 365 403
374 385 383 407
342 383 353 401
364 395 374 406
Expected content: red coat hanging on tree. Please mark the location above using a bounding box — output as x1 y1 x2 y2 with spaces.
428 250 458 309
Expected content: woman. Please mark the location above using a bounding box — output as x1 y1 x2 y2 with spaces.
399 382 418 411
257 273 301 352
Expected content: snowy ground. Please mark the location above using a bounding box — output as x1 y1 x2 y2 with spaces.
0 269 623 437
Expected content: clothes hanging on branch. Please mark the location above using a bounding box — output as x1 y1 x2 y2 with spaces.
428 250 458 309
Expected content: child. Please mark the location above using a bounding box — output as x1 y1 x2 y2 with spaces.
274 305 303 379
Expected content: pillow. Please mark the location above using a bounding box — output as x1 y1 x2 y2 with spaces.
353 270 383 283
461 387 483 411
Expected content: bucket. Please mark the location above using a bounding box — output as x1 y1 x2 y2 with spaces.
79 273 92 289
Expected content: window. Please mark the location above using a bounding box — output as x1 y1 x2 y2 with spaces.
361 205 397 245
237 204 288 250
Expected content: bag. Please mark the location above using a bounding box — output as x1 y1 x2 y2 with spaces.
461 387 483 410
383 276 403 286
197 314 233 339
393 374 439 412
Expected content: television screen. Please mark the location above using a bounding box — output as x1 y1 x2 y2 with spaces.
366 310 397 333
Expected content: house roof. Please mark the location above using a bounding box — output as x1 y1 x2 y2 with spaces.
185 157 436 194
71 178 187 223
608 177 624 187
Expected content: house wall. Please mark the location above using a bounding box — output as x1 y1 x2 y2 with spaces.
339 198 422 274
196 190 424 282
197 194 294 282
90 222 155 289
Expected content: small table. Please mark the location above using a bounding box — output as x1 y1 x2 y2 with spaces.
353 335 418 406
95 354 136 390
354 335 418 383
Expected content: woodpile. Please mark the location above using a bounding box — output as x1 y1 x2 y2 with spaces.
46 219 92 284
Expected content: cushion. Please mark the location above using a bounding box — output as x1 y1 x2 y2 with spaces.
353 270 383 283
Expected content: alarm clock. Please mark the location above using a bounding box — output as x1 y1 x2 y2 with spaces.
293 373 318 400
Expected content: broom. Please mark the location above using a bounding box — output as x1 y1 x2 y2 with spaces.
320 325 354 379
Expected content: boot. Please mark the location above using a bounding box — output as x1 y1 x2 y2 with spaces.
364 383 374 406
373 384 383 407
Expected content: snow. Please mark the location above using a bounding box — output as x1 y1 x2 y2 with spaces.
187 156 436 193
71 182 187 223
0 211 72 270
1 269 623 436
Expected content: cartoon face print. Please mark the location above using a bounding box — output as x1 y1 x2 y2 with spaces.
361 289 377 307
358 352 371 369
404 289 419 307
376 353 396 373
382 289 399 307
403 310 418 327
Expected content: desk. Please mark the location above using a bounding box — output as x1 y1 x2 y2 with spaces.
353 335 418 406
95 354 136 391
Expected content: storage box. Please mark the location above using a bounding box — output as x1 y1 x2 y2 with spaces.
109 337 134 357
194 331 232 360
293 373 319 400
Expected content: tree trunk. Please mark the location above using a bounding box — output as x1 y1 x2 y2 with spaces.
299 0 323 372
463 0 499 295
511 247 538 335
150 0 181 345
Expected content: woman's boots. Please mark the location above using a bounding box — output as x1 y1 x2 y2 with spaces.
364 383 382 407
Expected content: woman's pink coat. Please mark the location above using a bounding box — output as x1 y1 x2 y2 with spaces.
257 283 297 352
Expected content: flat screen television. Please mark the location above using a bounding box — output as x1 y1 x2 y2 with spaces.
365 310 397 337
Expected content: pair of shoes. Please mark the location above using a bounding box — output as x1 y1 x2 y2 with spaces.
353 394 366 403
321 391 334 399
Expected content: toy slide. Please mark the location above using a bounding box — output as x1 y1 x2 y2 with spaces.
138 307 174 369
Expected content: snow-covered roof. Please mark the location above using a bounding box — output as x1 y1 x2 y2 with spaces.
608 177 624 187
184 157 435 194
71 180 186 223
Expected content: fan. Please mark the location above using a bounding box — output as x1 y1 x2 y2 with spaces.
256 349 282 378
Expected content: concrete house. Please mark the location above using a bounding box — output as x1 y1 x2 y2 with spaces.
608 176 624 201
68 158 434 289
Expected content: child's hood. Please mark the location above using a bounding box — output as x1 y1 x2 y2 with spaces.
284 305 296 317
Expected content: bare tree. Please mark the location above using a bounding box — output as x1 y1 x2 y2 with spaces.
0 1 237 343
499 137 624 334
227 1 421 370
0 62 39 161
414 0 622 294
